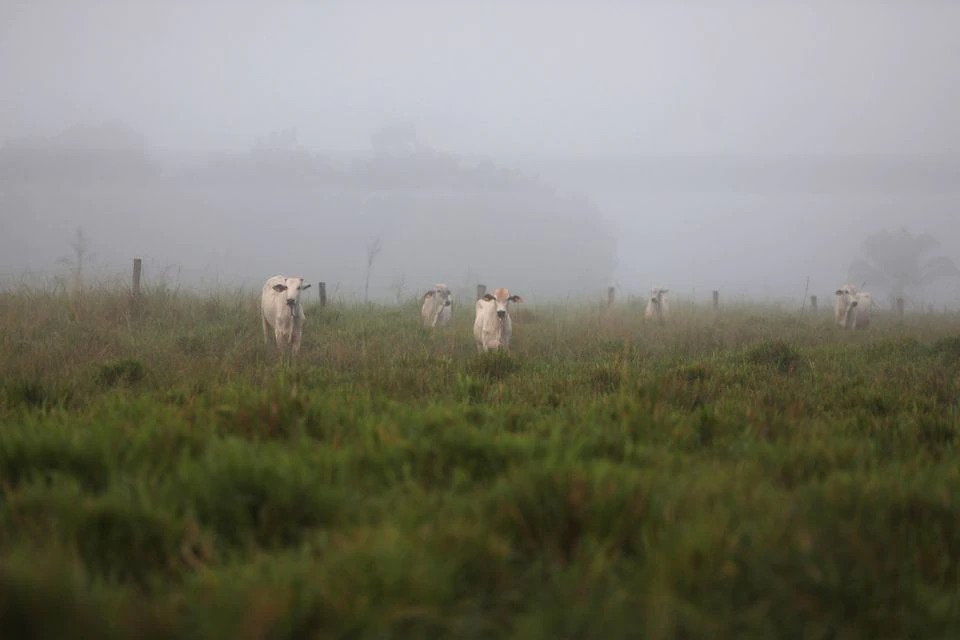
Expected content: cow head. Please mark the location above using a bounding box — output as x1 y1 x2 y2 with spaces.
650 288 669 304
483 287 523 319
835 284 859 326
423 283 453 308
272 277 311 308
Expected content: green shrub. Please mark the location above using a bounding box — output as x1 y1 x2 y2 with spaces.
95 359 145 388
177 442 345 549
467 351 519 382
0 552 111 639
4 380 49 409
746 340 802 374
0 424 111 491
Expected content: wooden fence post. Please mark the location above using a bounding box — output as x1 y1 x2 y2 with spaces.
712 290 720 311
476 284 486 300
607 286 616 308
810 295 818 311
132 258 142 297
896 297 905 317
318 282 327 309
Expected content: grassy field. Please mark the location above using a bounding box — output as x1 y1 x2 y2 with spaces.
1 286 959 638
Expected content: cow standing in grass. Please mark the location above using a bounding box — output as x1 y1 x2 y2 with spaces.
420 283 453 328
261 275 311 356
835 284 872 329
474 288 523 352
645 288 669 321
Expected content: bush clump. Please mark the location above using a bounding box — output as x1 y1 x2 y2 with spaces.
95 359 145 388
4 380 49 409
747 340 802 374
467 351 519 382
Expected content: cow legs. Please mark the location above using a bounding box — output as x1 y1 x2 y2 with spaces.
291 328 302 356
274 327 288 356
262 314 271 347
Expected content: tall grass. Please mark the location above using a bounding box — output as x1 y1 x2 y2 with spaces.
1 286 959 638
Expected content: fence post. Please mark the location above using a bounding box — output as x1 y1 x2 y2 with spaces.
810 295 818 311
896 297 905 317
712 290 719 311
318 282 327 309
132 258 142 297
476 284 486 300
607 286 616 308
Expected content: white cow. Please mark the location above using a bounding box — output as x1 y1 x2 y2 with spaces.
261 275 311 355
834 283 872 329
420 283 453 328
645 288 670 321
474 288 523 352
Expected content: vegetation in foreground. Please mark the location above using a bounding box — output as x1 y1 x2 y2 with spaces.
1 287 959 639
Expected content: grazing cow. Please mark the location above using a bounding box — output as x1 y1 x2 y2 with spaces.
835 284 872 329
474 288 523 352
420 283 453 328
261 275 311 355
645 288 670 321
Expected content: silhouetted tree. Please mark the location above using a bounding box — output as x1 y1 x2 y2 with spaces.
849 228 959 305
363 235 382 304
57 227 91 296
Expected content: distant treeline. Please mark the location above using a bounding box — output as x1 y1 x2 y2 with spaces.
0 124 616 298
0 126 545 193
526 153 960 194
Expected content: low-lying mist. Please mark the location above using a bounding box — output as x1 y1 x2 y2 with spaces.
2 123 958 309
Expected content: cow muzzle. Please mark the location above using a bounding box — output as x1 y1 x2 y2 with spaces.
496 310 506 319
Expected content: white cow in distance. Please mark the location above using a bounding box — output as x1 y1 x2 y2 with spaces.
474 288 523 352
645 288 670 321
835 283 872 329
420 283 453 328
261 275 311 355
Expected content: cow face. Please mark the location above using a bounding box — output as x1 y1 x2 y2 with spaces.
835 285 856 298
424 283 453 307
650 288 669 304
272 277 311 307
835 285 858 309
484 288 523 318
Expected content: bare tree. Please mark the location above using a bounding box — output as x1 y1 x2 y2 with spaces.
363 235 382 304
849 228 960 307
57 227 91 296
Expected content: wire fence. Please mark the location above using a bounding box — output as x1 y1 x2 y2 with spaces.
0 259 418 304
3 260 959 312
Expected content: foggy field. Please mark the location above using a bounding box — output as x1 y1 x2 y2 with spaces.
3 1 959 635
2 287 959 638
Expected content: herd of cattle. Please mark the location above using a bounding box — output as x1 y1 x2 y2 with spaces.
260 275 874 356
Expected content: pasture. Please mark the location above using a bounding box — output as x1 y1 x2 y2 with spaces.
1 286 959 638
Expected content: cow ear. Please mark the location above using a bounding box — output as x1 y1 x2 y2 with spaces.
273 284 288 293
482 294 495 301
301 283 312 290
835 289 843 295
509 295 523 303
423 290 435 299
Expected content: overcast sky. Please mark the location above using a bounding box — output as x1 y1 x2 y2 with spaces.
2 0 958 155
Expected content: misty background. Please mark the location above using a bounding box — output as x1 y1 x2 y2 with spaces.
2 1 959 307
